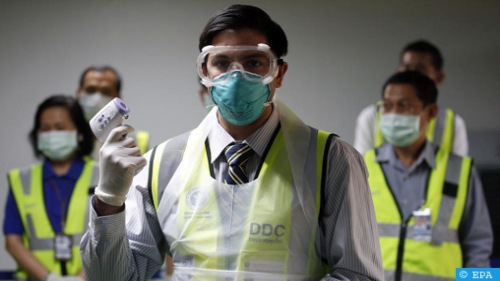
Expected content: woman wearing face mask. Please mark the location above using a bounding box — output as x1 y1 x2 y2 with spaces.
3 95 98 281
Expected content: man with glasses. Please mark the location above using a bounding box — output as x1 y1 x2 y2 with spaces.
81 5 383 281
364 71 492 281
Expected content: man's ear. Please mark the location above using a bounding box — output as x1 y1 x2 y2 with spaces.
274 62 289 88
199 88 208 105
434 71 445 85
202 65 208 77
427 103 439 120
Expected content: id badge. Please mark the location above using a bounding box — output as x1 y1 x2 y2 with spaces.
412 208 432 241
54 234 73 261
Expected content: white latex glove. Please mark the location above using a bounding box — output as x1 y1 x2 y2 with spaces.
94 125 147 206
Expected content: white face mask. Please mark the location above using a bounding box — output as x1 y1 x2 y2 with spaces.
79 93 113 121
380 113 422 147
38 130 78 161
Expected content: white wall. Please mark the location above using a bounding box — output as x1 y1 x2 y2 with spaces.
1 0 499 269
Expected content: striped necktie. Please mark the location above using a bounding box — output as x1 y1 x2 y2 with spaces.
224 142 254 185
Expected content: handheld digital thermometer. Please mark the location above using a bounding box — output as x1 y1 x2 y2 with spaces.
89 97 130 142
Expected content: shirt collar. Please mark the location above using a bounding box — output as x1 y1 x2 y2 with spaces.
43 156 85 180
208 107 280 163
375 141 437 170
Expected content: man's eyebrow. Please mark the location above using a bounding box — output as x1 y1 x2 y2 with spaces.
241 53 268 60
209 52 268 60
210 53 231 60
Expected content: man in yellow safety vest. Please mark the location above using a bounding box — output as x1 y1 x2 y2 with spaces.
80 4 385 281
364 70 492 281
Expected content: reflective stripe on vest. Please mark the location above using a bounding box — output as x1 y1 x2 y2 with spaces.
426 108 454 152
149 127 332 279
136 130 150 155
8 157 98 279
375 104 455 152
364 148 470 281
374 101 385 148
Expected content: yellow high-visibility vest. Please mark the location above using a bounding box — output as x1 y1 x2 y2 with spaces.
149 128 333 279
8 157 98 280
364 147 471 281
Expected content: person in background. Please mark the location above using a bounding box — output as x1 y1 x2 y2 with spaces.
75 66 150 158
364 71 492 281
354 40 469 156
3 95 99 281
81 4 383 281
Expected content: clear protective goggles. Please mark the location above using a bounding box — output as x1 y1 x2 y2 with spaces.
197 43 283 87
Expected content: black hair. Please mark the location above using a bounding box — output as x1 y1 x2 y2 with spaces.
401 40 444 71
199 5 288 58
29 95 94 159
382 71 438 106
78 65 122 93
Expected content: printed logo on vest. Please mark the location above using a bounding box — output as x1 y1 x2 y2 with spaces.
248 223 286 244
186 188 209 211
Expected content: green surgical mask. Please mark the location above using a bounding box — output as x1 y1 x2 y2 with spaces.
380 113 422 147
38 130 78 161
210 70 271 126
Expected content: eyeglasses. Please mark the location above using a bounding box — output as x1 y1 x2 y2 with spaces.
380 101 424 115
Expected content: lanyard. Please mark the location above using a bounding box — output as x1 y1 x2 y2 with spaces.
48 178 71 233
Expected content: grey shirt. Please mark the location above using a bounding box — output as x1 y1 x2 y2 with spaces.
376 141 493 267
81 107 384 281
